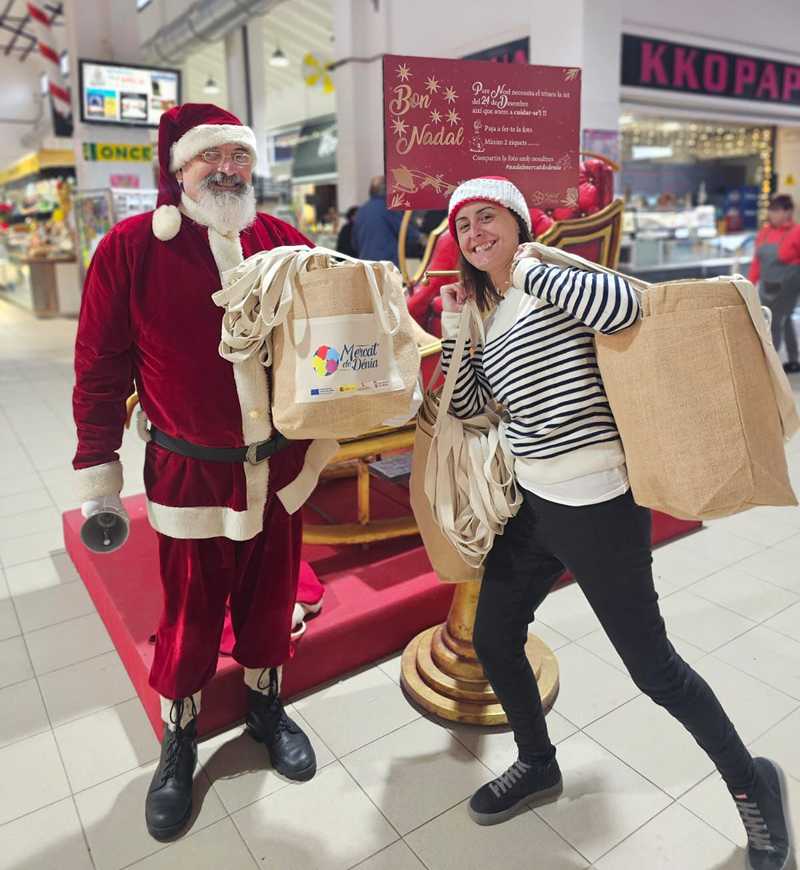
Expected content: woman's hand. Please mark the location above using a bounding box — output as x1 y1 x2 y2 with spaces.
513 243 541 264
440 282 471 313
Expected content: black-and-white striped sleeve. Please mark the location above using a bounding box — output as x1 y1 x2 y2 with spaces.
520 262 640 334
440 338 491 419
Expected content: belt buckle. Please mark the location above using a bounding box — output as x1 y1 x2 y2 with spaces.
245 442 261 465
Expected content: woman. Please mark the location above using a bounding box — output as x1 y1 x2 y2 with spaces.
439 176 792 870
749 194 800 374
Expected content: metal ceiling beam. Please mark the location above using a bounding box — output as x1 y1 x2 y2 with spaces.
0 21 35 41
4 12 30 58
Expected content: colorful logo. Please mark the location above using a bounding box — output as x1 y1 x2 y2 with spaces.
312 345 340 377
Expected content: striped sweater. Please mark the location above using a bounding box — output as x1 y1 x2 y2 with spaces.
440 258 640 473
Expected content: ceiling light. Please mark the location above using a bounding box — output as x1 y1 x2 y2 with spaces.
203 76 220 95
270 46 289 68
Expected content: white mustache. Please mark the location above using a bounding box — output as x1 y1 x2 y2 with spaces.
201 172 249 193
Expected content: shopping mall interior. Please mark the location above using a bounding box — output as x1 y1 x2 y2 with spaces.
1 1 800 869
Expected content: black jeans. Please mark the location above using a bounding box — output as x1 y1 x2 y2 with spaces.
762 280 800 363
473 488 755 791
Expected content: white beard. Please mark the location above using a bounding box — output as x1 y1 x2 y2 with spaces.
181 185 256 237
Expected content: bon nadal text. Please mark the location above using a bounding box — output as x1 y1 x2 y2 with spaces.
389 83 464 155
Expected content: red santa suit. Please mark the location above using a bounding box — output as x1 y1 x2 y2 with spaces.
72 105 337 703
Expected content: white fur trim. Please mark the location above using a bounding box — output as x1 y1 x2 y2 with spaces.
145 218 273 541
75 460 123 501
147 441 337 541
170 123 257 172
152 204 181 241
160 692 201 729
208 227 245 272
142 205 331 540
147 499 263 541
277 439 339 515
448 177 531 231
243 665 282 694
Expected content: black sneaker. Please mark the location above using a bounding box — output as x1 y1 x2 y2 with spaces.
468 757 563 825
732 757 794 870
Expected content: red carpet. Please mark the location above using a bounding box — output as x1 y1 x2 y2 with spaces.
63 477 700 738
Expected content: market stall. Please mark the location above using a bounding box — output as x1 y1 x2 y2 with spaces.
0 149 79 316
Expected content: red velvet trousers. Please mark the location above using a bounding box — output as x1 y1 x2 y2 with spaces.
148 483 303 700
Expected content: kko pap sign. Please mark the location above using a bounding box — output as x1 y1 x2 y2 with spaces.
622 34 800 105
382 54 581 211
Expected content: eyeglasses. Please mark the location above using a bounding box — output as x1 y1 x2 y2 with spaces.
198 149 253 166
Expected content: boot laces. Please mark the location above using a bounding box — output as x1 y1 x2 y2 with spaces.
734 796 775 852
254 668 297 735
162 697 197 783
489 760 532 798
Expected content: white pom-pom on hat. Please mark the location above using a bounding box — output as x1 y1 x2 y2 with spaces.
152 204 182 241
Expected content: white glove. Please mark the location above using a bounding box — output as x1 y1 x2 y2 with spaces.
81 494 127 520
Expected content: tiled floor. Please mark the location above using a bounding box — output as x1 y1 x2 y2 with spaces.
1 296 800 870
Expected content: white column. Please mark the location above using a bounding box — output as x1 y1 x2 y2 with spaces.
224 18 269 173
246 19 269 173
63 0 154 190
529 0 622 136
224 26 249 122
332 0 390 211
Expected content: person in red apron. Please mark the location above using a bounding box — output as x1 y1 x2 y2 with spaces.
749 193 800 373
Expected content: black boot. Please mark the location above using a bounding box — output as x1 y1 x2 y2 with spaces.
732 757 794 870
145 703 197 842
245 668 316 782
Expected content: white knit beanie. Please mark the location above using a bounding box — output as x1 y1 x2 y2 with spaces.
448 176 531 237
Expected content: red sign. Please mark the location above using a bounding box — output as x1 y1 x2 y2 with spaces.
383 54 580 211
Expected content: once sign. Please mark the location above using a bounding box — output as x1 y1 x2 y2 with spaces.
82 143 154 162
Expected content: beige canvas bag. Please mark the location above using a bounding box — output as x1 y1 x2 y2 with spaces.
409 302 521 578
524 242 799 520
213 245 421 440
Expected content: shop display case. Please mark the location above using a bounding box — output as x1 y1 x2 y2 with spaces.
619 206 755 281
74 188 157 281
0 175 80 317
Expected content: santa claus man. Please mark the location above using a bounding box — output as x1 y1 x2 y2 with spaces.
72 103 337 841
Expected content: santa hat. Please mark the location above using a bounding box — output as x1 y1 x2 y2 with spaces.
152 103 258 242
448 176 531 239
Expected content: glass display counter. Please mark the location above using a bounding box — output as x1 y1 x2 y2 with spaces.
619 206 754 281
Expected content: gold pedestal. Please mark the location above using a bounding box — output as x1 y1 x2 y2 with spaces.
401 581 559 725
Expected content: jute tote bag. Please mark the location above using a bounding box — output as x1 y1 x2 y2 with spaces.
214 246 421 440
409 302 521 581
525 243 799 520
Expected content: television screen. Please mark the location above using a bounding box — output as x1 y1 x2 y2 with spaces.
79 59 180 128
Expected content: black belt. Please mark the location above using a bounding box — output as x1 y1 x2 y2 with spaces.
149 427 290 465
